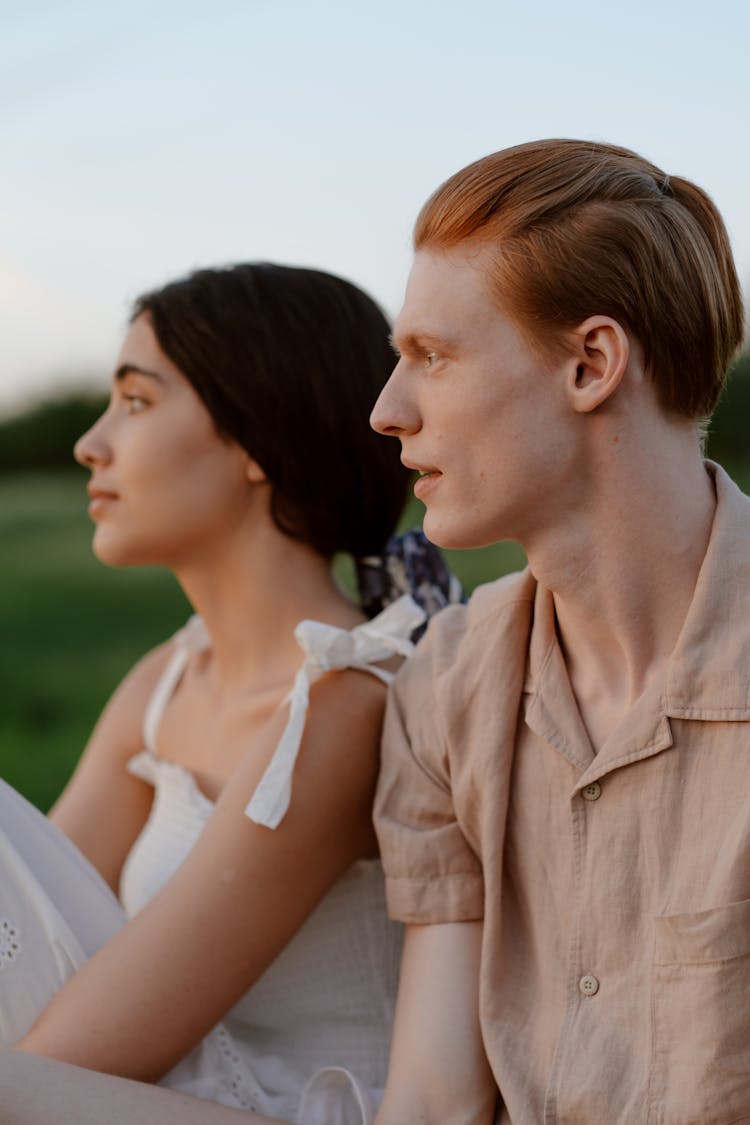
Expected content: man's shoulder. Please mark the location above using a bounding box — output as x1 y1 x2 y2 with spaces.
386 566 537 798
416 567 537 682
466 566 537 620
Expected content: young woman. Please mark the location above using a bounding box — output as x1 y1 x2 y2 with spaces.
0 263 455 1123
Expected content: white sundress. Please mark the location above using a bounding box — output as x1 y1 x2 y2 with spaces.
0 594 425 1124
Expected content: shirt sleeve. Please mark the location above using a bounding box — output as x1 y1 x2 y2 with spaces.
374 605 484 925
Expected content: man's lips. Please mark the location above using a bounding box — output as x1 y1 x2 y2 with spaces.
404 461 443 500
401 457 441 477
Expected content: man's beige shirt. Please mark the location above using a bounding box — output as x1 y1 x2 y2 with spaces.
376 464 750 1124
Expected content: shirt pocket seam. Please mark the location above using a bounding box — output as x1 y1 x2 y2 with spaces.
654 896 750 965
647 899 750 1125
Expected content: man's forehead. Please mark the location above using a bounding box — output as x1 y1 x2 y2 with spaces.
393 245 500 345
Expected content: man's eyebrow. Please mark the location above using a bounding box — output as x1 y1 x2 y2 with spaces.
114 363 166 384
390 330 458 355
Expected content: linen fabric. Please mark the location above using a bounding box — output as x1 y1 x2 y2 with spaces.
375 463 750 1124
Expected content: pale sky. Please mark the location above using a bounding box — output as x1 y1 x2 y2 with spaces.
2 0 748 414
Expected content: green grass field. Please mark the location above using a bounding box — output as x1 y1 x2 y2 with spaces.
0 471 525 811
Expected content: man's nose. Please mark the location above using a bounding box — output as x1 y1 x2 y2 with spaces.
370 362 420 437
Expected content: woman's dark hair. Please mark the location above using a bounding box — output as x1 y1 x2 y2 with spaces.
132 263 409 558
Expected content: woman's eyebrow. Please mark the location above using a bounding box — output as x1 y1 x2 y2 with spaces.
114 363 166 384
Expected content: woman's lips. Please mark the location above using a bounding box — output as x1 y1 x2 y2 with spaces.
87 486 119 517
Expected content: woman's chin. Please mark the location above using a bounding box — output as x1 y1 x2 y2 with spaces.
91 532 149 569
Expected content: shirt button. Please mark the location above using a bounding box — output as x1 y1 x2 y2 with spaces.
579 974 600 997
582 781 602 801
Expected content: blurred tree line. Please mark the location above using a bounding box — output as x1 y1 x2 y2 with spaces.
708 348 750 467
0 391 107 473
0 349 748 474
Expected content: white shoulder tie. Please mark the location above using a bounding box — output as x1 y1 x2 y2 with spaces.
244 594 426 829
142 616 211 754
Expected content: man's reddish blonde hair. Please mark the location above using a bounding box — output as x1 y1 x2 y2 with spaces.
414 139 744 418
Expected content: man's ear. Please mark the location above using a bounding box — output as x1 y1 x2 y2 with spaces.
564 316 630 414
245 455 267 484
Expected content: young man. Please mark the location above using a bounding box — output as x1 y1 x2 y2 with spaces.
369 138 748 1123
1 139 746 1124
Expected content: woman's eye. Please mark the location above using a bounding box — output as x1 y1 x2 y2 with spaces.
124 394 149 414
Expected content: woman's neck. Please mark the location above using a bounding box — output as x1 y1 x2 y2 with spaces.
173 517 362 691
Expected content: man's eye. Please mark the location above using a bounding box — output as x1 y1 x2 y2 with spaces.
424 350 438 368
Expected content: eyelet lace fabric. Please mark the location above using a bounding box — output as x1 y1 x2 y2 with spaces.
0 919 21 969
215 1025 263 1112
0 779 125 1046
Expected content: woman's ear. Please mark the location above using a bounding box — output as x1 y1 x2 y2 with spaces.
245 455 267 484
564 316 630 413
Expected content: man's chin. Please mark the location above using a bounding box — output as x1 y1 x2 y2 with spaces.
422 511 510 553
422 515 474 553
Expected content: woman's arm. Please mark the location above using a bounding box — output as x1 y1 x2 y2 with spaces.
49 644 173 892
0 1050 281 1125
376 922 498 1125
17 667 386 1082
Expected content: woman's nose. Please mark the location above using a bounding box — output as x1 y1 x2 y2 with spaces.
370 363 420 437
73 412 111 468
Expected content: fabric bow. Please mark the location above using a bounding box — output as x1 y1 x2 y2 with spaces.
244 594 426 829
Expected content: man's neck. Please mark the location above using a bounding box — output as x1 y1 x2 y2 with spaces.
525 436 716 753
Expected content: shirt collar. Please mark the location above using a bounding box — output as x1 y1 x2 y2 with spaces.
524 462 750 725
665 462 750 719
